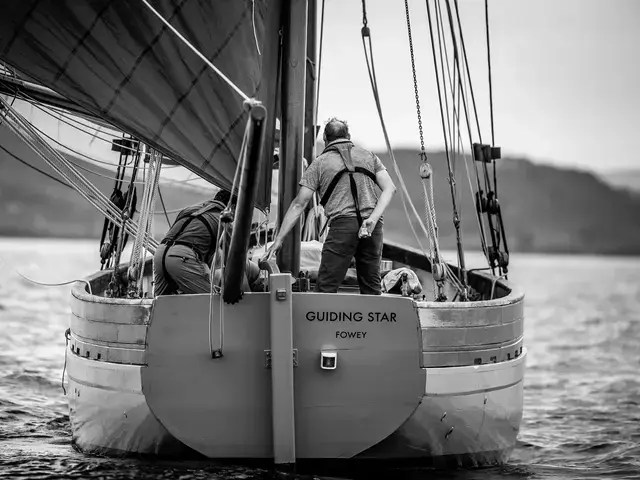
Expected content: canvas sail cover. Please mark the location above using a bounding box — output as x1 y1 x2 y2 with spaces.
0 0 281 211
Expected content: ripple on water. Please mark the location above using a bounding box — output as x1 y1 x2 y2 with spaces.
1 242 640 479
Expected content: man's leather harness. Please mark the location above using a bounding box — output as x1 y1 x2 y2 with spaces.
159 200 225 292
319 141 379 227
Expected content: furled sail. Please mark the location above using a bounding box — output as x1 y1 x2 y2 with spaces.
0 0 281 211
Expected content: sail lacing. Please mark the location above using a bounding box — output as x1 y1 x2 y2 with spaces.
0 96 159 254
140 0 251 102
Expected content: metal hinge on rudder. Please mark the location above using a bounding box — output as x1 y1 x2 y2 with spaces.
264 349 298 369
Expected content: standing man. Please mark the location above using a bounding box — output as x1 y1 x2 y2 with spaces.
261 118 396 294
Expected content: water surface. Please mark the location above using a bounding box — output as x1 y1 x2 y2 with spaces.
0 238 639 479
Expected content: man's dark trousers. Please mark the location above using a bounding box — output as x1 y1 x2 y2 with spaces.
315 217 383 295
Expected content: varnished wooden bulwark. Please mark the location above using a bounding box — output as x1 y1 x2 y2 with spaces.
70 312 148 345
416 276 525 367
68 262 154 365
421 336 523 367
69 332 146 365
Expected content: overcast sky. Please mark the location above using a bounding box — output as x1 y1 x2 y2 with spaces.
315 0 640 173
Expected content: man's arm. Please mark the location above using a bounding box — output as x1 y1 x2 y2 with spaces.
270 185 315 249
367 170 396 225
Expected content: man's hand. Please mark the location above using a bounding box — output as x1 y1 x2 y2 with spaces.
260 238 282 264
359 216 378 238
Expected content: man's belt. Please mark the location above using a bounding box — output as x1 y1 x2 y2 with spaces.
160 239 203 261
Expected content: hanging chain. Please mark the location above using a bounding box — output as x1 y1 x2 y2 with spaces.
404 0 426 157
406 0 453 301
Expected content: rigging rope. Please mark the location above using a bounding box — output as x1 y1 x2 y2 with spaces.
359 8 428 256
157 186 172 226
485 0 495 149
425 0 468 295
485 0 501 254
107 145 142 295
446 0 507 277
7 94 206 196
361 0 465 299
433 0 490 264
140 0 251 102
449 0 492 194
0 96 159 255
0 144 70 188
127 147 163 297
403 0 447 300
208 115 248 358
6 90 138 159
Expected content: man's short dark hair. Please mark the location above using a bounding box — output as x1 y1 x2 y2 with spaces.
323 118 350 144
213 189 238 206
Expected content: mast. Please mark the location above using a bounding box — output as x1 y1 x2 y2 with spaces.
277 0 308 274
255 0 285 216
304 0 318 164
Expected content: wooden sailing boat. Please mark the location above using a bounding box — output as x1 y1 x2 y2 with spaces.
0 0 525 468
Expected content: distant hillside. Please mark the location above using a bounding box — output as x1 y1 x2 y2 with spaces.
376 149 640 256
600 169 640 194
2 124 640 256
0 125 210 239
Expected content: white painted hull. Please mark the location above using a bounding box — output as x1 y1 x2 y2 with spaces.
65 253 526 467
66 349 525 465
358 353 525 467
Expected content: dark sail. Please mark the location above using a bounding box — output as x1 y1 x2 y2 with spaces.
0 0 280 211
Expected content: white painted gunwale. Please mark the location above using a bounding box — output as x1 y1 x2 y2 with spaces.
425 348 527 397
67 349 142 393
